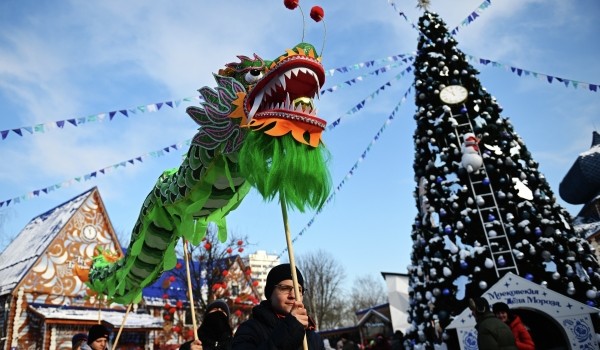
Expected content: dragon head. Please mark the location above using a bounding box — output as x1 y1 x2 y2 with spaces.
224 42 326 147
186 42 331 211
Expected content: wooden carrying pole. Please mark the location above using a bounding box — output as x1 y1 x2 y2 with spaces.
280 195 309 350
184 239 199 341
113 303 133 349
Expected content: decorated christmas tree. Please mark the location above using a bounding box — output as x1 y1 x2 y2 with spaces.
405 10 600 349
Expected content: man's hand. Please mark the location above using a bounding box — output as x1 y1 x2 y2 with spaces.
190 339 203 350
290 301 309 329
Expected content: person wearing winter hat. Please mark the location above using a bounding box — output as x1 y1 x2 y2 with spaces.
469 297 517 350
232 263 324 350
71 333 88 350
492 302 535 350
180 300 233 350
85 324 111 350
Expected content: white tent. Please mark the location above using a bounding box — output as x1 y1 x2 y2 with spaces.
447 272 599 350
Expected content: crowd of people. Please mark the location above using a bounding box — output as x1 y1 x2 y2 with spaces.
73 263 323 350
72 265 537 350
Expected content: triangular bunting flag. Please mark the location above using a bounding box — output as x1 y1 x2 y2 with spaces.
67 119 77 126
12 129 23 136
120 110 128 117
109 111 117 120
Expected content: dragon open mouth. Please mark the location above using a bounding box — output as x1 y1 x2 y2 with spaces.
244 55 327 131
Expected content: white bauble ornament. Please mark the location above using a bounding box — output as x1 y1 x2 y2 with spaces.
484 258 494 269
586 289 597 299
443 267 452 277
479 281 488 289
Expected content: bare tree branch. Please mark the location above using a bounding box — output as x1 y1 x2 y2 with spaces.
297 250 347 330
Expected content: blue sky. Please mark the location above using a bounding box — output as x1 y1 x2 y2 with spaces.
0 0 598 291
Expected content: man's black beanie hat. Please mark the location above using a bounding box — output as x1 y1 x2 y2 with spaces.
264 263 304 299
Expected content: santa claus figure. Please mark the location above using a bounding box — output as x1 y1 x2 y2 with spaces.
461 132 483 173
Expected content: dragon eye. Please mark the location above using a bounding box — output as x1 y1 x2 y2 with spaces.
244 69 263 84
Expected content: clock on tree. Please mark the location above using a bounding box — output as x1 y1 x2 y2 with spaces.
439 85 468 104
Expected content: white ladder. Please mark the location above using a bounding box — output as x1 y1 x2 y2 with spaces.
451 107 519 277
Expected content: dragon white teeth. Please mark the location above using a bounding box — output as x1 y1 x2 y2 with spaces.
285 93 292 110
248 89 264 121
278 74 286 90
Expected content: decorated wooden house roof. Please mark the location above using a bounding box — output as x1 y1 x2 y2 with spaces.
0 187 108 298
0 188 167 350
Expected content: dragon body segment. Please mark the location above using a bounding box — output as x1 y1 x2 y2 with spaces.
87 43 331 305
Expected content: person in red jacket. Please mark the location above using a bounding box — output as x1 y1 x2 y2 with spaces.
492 302 535 350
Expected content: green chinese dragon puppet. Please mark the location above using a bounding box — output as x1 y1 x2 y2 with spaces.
83 41 331 305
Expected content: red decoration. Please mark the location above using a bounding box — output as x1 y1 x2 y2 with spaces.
162 293 169 299
169 307 176 314
245 268 252 276
212 283 221 291
234 309 242 317
164 314 171 321
234 297 242 303
252 280 259 286
284 0 299 10
169 276 176 282
176 262 182 269
173 326 181 333
164 303 171 310
237 240 243 246
310 6 324 22
187 330 194 338
222 270 229 277
226 248 233 254
204 242 212 250
238 247 244 253
176 300 184 309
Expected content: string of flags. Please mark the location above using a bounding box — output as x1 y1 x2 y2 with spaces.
466 54 599 92
387 0 599 93
0 139 191 208
325 53 413 77
279 85 414 257
321 57 414 96
449 0 492 35
1 55 412 143
0 97 201 141
328 65 413 131
387 0 492 36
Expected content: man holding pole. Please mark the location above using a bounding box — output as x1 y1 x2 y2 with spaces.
232 263 324 350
